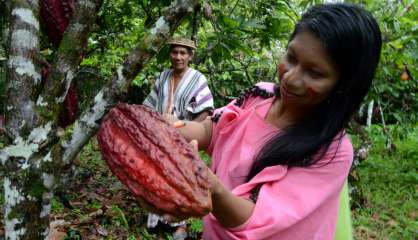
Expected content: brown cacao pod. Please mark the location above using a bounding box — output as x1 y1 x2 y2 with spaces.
0 114 4 135
41 66 79 128
40 1 81 127
400 71 409 81
40 0 76 47
97 104 212 217
203 1 212 19
58 84 79 128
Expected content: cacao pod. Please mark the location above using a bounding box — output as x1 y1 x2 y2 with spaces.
58 84 79 128
203 1 212 19
97 104 212 217
0 114 4 135
41 66 79 128
40 0 80 127
400 71 409 81
40 0 76 47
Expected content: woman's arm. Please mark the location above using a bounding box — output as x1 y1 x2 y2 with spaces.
174 118 256 227
174 118 213 150
158 141 256 228
192 110 210 122
208 170 256 228
164 113 213 150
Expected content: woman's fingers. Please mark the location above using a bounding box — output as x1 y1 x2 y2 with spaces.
138 198 190 222
137 198 164 215
162 213 182 223
189 139 198 152
173 120 186 128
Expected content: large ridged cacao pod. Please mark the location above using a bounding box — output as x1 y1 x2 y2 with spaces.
97 104 212 217
40 0 76 47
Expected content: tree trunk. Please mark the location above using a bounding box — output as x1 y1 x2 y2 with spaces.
2 0 47 239
0 0 199 239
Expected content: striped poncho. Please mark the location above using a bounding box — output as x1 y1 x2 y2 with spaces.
143 68 214 120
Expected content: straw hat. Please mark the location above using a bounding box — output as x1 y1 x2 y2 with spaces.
167 37 197 50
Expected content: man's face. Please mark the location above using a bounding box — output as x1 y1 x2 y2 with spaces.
170 46 192 71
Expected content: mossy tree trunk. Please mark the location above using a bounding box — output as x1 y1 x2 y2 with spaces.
0 0 199 239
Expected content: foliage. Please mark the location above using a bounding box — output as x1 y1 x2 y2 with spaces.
0 0 410 123
188 0 297 106
74 0 299 108
350 124 418 239
348 0 417 124
74 0 417 125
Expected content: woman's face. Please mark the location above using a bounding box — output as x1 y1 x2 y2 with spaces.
279 31 339 109
170 46 192 71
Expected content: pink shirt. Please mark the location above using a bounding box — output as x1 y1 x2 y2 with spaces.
203 82 353 240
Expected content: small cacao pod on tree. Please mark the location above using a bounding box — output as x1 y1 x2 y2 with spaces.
40 0 77 48
0 114 4 135
203 1 212 19
97 104 212 217
58 84 79 127
41 66 79 128
40 0 80 128
400 70 409 81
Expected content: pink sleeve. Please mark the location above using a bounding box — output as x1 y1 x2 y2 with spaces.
207 82 276 155
208 135 354 239
206 99 242 155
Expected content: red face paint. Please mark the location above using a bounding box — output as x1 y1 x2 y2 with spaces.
306 87 318 97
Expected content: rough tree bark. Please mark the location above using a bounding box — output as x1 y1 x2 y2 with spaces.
0 0 199 239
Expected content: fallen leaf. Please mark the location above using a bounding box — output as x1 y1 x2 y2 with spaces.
48 220 69 240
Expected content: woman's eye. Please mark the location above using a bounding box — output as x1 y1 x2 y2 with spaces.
286 53 296 63
309 69 323 79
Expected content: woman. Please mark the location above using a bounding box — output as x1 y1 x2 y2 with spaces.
143 38 214 122
141 3 381 239
143 38 214 239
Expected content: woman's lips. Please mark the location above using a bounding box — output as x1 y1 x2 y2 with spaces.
280 85 303 98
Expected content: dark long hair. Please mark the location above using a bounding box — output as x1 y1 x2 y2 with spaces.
246 3 382 181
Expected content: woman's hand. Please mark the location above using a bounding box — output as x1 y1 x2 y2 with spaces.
138 198 189 223
170 117 213 150
136 139 211 223
137 198 165 216
163 113 179 124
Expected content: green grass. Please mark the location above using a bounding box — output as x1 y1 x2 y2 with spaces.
351 125 417 240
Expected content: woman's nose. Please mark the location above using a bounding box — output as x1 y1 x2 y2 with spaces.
283 65 303 87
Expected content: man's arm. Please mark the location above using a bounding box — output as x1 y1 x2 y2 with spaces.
192 110 210 122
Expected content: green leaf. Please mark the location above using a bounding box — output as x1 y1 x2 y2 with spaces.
241 19 266 30
220 16 240 28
